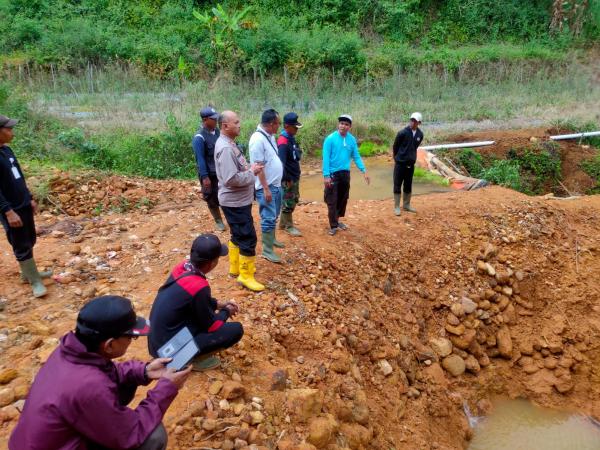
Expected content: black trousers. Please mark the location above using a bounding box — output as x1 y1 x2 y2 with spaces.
393 161 415 194
221 204 257 256
1 205 36 261
201 173 220 210
324 170 350 229
194 322 244 356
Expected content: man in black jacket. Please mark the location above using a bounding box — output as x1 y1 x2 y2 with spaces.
193 107 225 231
0 115 51 297
148 234 243 371
392 112 424 215
277 112 303 237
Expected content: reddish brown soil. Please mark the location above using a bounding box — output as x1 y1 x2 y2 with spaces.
0 165 599 449
443 128 598 195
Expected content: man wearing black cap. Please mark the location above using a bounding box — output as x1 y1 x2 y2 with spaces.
0 114 51 297
277 112 303 237
322 114 370 236
9 295 190 450
148 233 244 371
193 106 225 231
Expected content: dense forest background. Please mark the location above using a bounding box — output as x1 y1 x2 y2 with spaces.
2 0 599 78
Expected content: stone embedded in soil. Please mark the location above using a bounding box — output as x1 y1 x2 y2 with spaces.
286 388 324 422
429 338 453 358
0 388 15 408
461 297 477 314
307 414 339 448
445 323 465 336
221 381 246 400
379 359 393 376
482 243 498 261
485 263 496 277
442 355 466 377
0 369 18 385
496 326 513 359
464 355 481 374
208 380 224 396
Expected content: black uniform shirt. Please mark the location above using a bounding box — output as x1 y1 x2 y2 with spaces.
0 145 31 214
393 126 424 163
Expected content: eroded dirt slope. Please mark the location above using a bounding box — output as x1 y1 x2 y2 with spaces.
0 177 599 450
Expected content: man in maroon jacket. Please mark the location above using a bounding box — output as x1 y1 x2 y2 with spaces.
9 295 191 450
148 233 243 371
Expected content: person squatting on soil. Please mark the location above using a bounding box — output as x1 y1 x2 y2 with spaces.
9 295 191 450
0 114 52 298
277 112 303 237
249 109 285 263
192 106 226 231
392 112 424 216
322 114 370 236
148 234 243 371
214 110 266 291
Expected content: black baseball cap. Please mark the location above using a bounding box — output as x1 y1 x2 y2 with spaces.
283 112 302 128
190 233 228 266
200 107 219 120
0 115 18 128
76 296 150 339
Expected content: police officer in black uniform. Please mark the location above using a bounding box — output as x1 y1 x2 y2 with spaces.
0 115 51 297
192 107 225 231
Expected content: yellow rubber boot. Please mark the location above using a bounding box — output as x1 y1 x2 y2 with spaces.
237 255 265 292
228 241 240 277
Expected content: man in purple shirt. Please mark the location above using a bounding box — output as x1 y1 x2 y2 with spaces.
9 295 191 450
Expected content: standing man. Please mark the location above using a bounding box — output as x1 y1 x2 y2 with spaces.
392 112 423 215
214 111 265 292
277 112 303 237
249 109 285 263
322 114 370 236
0 115 51 298
192 106 225 231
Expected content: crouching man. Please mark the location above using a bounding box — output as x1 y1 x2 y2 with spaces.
148 233 244 371
9 295 190 450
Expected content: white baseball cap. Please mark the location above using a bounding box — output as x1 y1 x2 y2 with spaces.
410 112 422 123
338 114 353 124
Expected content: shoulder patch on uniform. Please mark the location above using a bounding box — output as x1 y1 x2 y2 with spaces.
277 135 289 146
177 275 209 297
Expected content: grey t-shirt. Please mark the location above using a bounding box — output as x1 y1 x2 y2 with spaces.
214 135 255 207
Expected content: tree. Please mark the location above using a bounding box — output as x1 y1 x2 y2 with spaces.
550 0 590 36
193 3 252 70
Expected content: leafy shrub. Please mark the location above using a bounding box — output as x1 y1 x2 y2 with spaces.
358 141 387 157
456 149 485 177
481 159 522 191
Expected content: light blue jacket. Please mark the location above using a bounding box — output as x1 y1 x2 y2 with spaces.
322 131 366 178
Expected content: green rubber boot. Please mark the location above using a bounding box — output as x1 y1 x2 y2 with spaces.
394 193 401 216
19 258 48 298
273 229 285 249
192 355 221 371
209 206 226 232
281 212 302 237
261 231 282 263
403 192 416 213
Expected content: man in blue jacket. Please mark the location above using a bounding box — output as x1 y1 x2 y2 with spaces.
9 295 191 450
322 114 370 236
0 115 51 297
392 112 424 215
192 107 225 231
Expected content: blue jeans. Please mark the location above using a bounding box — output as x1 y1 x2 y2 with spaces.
256 184 281 232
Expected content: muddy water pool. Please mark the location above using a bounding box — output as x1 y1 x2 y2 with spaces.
469 399 600 450
299 159 451 201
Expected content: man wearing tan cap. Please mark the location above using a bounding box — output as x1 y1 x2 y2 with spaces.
0 115 51 297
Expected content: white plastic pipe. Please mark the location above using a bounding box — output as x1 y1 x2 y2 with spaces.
421 141 496 151
549 131 600 141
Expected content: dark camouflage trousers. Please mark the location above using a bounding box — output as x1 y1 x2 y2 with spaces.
281 180 300 214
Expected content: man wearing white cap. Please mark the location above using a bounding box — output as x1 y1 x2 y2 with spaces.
392 112 424 215
322 114 370 236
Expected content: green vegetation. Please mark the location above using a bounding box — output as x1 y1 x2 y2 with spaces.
581 153 600 194
446 145 563 195
414 167 450 186
1 0 598 78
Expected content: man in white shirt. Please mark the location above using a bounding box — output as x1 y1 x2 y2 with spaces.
249 109 284 263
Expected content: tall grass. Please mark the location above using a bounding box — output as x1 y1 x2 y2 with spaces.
1 54 599 180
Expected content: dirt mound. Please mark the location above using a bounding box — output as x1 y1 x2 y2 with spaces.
442 128 598 195
1 174 600 449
